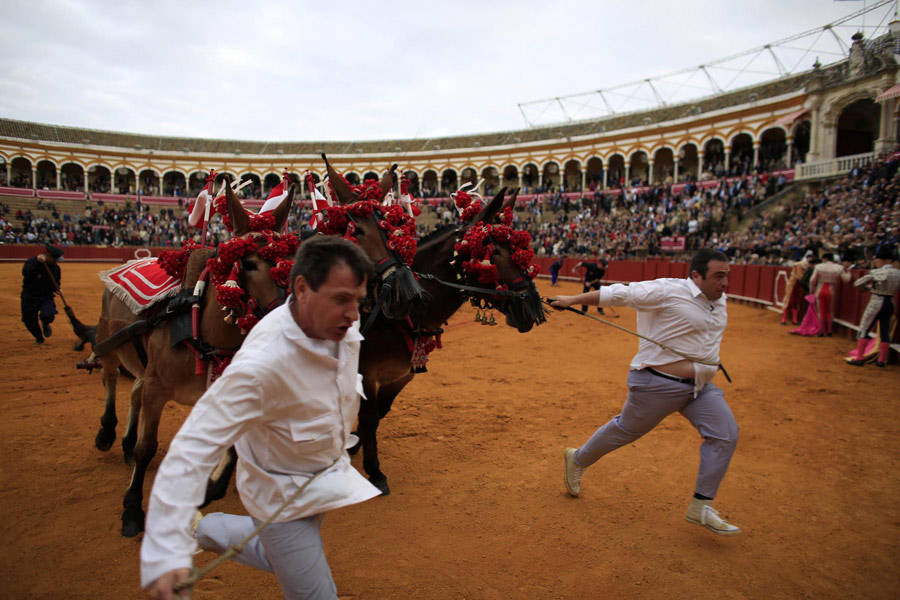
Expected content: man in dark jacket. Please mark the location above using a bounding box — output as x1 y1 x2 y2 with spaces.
21 244 63 346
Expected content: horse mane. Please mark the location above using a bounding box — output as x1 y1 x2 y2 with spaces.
419 223 457 245
182 247 217 290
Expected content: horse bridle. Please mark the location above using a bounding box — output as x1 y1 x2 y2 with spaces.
344 206 421 335
428 226 539 310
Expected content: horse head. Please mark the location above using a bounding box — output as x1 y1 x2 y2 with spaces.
456 187 546 333
321 154 429 321
197 183 298 347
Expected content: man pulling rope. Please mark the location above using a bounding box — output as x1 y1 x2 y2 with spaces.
549 248 742 536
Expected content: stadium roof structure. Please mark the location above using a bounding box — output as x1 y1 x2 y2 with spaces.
517 0 899 129
1 1 895 156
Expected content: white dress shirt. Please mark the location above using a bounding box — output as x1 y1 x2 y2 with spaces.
597 277 727 396
140 302 381 588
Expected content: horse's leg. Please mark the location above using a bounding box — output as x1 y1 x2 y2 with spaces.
121 383 164 538
94 359 120 452
121 377 143 465
359 374 413 496
201 446 237 508
358 378 389 495
377 374 413 420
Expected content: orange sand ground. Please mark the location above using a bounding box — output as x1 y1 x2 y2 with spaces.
0 262 898 599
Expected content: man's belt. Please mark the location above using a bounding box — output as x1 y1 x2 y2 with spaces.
646 367 694 385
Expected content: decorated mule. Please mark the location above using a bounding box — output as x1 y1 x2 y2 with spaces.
84 161 427 537
354 185 546 494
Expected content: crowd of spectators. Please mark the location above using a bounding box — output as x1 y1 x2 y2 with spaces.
1 153 897 267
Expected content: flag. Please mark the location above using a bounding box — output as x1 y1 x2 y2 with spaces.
309 187 329 229
259 171 290 214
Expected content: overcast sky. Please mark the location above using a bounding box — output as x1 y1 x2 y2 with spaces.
0 0 892 142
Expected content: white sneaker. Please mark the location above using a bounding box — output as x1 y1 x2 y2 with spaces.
685 498 741 536
564 448 585 497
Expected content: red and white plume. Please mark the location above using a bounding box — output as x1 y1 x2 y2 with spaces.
306 171 331 230
188 169 217 228
259 170 291 215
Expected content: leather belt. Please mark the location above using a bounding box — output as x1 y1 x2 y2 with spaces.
646 367 694 385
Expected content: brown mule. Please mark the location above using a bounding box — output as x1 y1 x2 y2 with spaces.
92 183 293 537
354 187 546 494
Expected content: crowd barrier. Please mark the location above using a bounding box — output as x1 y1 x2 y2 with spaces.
534 256 899 341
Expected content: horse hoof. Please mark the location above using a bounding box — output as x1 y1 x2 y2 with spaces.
95 430 115 452
72 340 86 351
123 452 135 466
121 520 144 538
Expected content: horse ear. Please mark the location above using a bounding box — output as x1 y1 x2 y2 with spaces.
270 184 296 232
322 153 357 205
469 186 507 226
226 182 251 236
379 163 398 197
501 187 519 214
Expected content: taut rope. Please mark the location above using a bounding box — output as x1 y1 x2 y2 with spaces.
542 298 731 382
174 457 340 593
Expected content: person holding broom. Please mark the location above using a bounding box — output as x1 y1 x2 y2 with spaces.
21 244 64 346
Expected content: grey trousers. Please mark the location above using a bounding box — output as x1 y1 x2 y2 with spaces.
574 369 739 499
197 512 337 600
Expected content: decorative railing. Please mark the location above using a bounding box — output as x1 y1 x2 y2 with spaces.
795 152 874 181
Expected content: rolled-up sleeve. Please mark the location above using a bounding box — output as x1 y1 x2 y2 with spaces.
140 369 266 588
598 280 669 310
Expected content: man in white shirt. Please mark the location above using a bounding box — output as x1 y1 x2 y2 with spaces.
550 248 741 536
142 235 382 599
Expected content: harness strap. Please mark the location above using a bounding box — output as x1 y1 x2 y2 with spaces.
414 272 529 298
360 281 392 336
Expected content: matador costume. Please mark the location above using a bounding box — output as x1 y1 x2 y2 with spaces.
850 259 900 367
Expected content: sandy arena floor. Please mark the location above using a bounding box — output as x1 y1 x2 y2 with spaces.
0 262 898 599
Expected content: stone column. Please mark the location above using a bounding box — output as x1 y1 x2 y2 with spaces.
648 160 655 185
674 158 680 182
808 102 824 162
32 167 37 190
875 85 896 153
580 170 586 193
752 142 760 169
602 167 608 190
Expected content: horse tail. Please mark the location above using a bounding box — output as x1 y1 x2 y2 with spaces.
64 306 97 350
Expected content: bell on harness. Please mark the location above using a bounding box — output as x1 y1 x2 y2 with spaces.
474 309 483 322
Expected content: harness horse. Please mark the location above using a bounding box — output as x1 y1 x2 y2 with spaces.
355 187 546 494
85 164 427 537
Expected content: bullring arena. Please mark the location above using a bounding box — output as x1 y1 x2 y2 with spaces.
3 3 900 598
0 262 898 599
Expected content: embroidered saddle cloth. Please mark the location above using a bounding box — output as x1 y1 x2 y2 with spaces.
99 258 181 314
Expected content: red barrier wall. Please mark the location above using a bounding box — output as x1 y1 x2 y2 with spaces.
0 244 169 263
